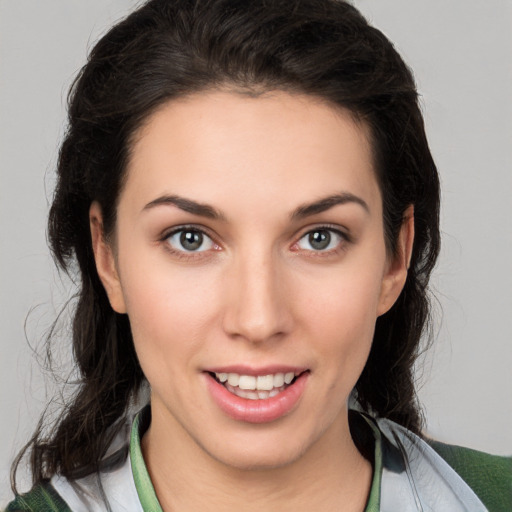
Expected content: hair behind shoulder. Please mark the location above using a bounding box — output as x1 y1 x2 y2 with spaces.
12 0 440 491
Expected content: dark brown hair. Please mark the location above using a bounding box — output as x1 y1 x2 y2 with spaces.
13 0 440 489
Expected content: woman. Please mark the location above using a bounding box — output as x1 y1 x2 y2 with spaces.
6 0 510 510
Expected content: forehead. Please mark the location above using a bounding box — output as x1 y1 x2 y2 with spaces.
123 90 381 217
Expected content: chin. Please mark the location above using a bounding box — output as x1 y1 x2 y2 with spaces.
210 444 308 472
194 422 323 473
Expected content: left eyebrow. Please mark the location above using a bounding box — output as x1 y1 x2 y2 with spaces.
291 192 370 220
142 194 226 220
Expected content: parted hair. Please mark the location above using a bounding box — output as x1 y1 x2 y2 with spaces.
13 0 440 488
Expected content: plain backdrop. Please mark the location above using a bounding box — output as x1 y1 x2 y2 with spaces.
1 0 511 504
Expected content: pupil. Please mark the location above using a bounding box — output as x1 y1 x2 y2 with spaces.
309 230 330 250
180 230 203 251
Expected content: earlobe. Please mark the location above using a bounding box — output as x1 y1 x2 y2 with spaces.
89 202 127 314
377 205 415 316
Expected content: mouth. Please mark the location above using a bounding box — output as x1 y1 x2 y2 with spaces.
204 368 309 423
208 371 302 400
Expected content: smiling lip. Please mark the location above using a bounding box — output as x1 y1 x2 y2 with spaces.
206 364 307 376
204 367 309 423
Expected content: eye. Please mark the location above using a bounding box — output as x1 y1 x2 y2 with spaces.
166 228 216 252
296 228 345 252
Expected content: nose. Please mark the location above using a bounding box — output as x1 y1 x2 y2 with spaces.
222 250 293 344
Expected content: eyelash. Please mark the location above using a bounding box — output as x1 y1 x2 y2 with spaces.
292 225 351 257
159 224 351 260
160 225 219 260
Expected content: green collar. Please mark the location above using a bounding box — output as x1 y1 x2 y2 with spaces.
363 414 383 512
129 407 382 511
130 408 164 512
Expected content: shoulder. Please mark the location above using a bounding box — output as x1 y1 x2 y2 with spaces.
372 413 509 511
4 482 71 512
429 439 512 512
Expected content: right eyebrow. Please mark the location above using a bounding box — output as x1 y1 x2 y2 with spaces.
290 192 370 220
142 194 226 221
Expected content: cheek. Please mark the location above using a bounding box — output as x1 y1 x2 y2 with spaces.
301 263 383 336
118 256 222 374
297 260 385 381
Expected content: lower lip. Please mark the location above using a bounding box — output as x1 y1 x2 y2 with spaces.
205 372 309 424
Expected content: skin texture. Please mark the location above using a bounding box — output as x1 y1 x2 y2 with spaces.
90 90 413 511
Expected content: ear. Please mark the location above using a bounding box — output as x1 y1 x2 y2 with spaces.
89 201 127 314
377 205 414 316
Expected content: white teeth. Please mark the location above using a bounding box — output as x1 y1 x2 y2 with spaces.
273 373 285 387
225 383 284 400
257 374 274 390
224 383 262 400
227 373 239 386
238 375 257 390
284 372 295 384
215 371 300 392
243 390 259 400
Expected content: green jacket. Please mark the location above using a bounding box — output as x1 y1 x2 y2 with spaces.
428 440 512 512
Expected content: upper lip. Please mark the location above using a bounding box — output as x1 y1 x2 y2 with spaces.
204 365 308 376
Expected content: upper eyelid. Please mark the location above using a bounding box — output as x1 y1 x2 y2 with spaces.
296 224 350 241
162 226 219 256
158 223 351 248
292 226 352 255
161 224 216 241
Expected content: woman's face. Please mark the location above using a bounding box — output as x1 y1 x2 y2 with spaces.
92 90 410 470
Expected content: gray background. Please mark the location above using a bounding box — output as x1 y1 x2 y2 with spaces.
1 0 511 503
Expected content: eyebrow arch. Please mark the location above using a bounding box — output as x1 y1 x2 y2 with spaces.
142 194 226 220
291 192 369 220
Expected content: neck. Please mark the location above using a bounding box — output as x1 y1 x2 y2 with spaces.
142 405 373 512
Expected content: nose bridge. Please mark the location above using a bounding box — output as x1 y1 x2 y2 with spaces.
223 245 290 343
